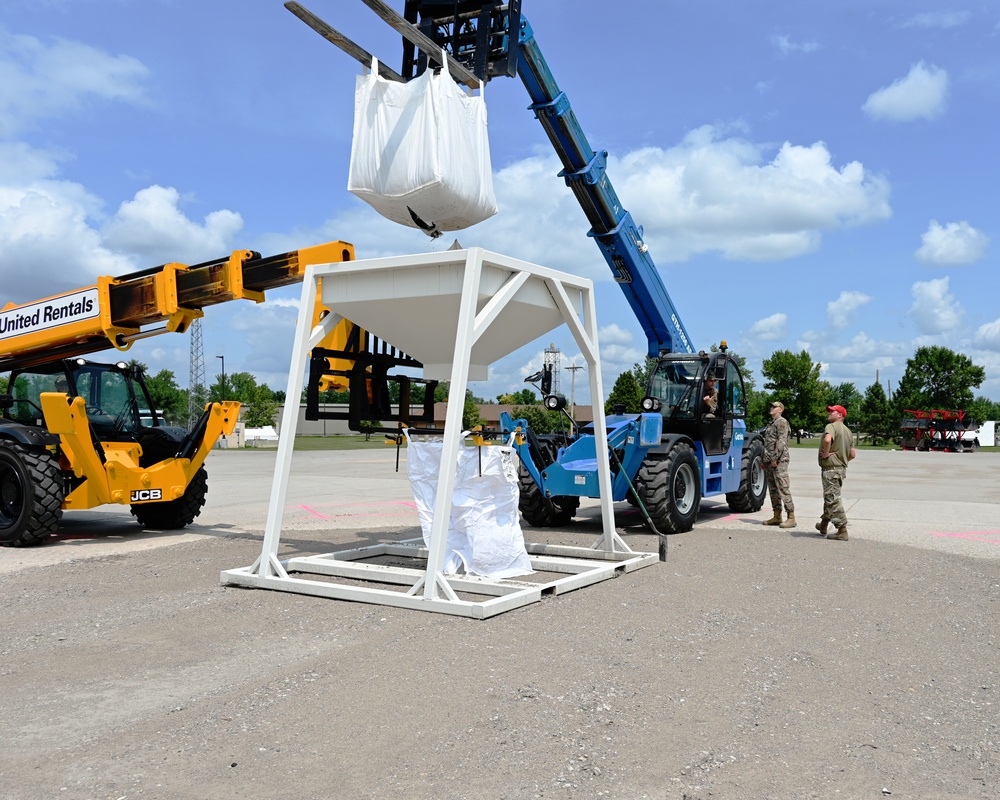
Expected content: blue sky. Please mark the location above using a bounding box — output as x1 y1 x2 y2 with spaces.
2 0 998 405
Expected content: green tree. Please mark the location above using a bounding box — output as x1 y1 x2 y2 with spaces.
893 346 986 412
967 395 1000 426
462 389 485 430
357 418 381 440
243 383 279 428
141 368 187 425
631 357 657 391
209 370 259 404
745 389 770 432
761 349 827 431
605 370 644 414
826 382 864 418
497 388 538 405
859 380 895 446
511 405 566 435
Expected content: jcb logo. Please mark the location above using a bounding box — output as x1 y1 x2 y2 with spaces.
130 489 163 502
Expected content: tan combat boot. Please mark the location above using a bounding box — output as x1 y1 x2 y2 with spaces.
815 520 829 536
827 527 849 541
762 509 783 526
779 512 797 529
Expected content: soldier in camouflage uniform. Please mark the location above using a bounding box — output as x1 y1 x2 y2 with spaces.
762 401 795 528
817 404 856 541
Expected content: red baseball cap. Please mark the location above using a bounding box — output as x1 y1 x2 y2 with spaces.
827 404 847 418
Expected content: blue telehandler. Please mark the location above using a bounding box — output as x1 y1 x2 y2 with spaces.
289 0 768 533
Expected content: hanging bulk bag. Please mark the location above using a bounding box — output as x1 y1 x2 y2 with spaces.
348 54 498 237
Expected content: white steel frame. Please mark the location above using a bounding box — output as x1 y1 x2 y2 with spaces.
220 248 657 618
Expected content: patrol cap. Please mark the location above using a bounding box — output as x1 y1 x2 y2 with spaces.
770 401 784 410
827 404 847 418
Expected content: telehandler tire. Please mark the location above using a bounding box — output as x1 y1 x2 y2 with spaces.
0 441 63 547
516 462 580 527
130 466 208 530
634 441 700 534
726 436 767 512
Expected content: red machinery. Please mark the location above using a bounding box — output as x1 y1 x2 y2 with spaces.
900 409 979 452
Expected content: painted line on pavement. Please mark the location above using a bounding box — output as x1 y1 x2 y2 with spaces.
929 530 1000 545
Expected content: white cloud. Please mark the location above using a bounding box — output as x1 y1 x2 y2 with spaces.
0 143 245 302
771 35 821 55
297 126 893 270
827 291 872 329
908 277 964 334
0 144 132 298
747 313 787 341
901 11 971 29
915 220 990 265
100 185 244 264
863 62 949 122
0 27 149 136
974 318 1000 352
605 127 891 262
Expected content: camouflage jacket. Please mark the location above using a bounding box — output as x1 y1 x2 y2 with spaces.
763 415 790 463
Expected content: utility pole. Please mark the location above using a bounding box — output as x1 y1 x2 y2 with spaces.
187 318 206 428
565 363 584 435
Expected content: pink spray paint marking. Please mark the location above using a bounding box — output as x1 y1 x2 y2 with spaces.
929 530 1000 546
291 500 418 519
298 505 329 520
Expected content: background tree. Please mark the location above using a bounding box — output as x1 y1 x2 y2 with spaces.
761 349 827 431
605 370 644 414
967 395 1000 426
631 356 657 391
357 418 381 441
462 389 485 430
209 370 259 404
497 388 538 405
859 380 895 446
511 405 567 435
893 346 986 412
243 383 279 428
826 381 864 418
745 389 770 432
139 367 187 425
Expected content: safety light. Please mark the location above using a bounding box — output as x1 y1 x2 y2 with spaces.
543 394 567 411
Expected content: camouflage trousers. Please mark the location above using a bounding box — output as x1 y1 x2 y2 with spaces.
820 466 848 528
766 463 794 513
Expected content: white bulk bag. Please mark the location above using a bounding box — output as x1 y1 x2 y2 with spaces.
348 54 498 236
404 431 532 579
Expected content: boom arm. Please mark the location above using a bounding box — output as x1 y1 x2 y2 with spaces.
0 241 355 373
515 18 693 357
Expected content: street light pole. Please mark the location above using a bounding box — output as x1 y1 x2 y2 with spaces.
216 355 226 402
565 363 584 435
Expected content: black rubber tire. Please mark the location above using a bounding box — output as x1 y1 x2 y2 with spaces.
516 462 580 527
0 441 63 547
726 436 768 512
634 441 701 533
130 466 208 530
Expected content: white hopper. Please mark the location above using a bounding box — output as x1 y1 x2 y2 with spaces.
319 249 572 380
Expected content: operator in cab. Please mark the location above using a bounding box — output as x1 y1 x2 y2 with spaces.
703 376 718 417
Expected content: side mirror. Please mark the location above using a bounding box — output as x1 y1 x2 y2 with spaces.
540 366 553 395
0 394 13 411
